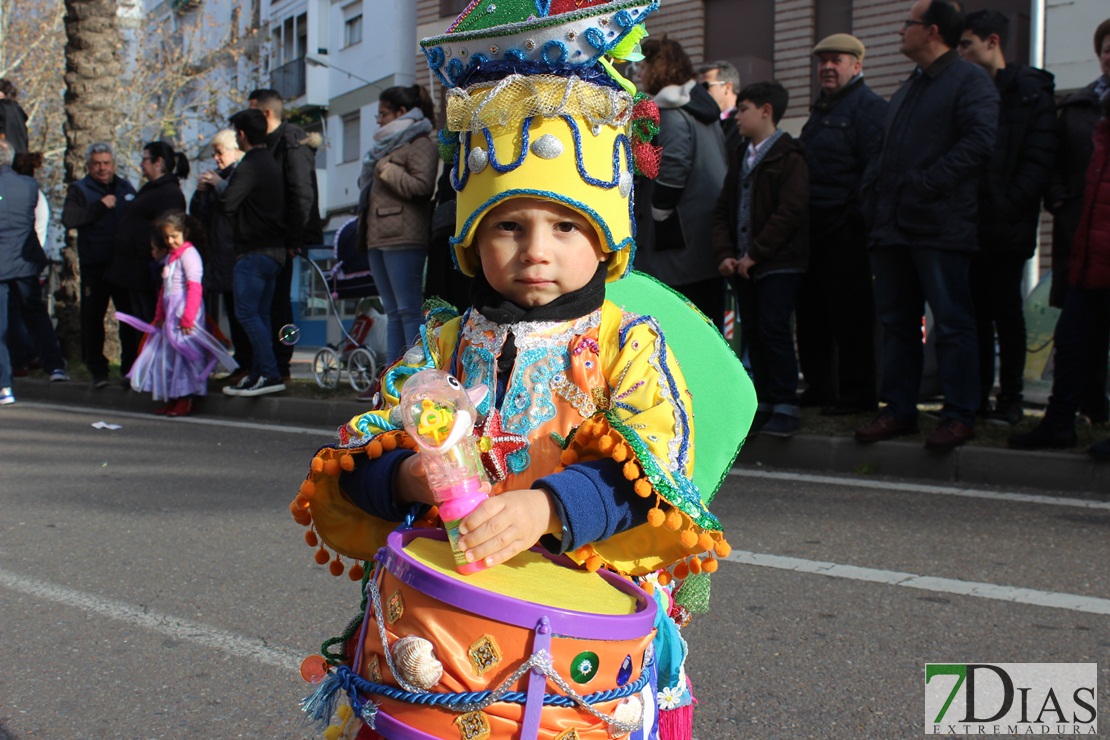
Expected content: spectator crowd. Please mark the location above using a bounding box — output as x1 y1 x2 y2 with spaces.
0 1 1108 460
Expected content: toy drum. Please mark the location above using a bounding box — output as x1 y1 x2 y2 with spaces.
351 528 659 740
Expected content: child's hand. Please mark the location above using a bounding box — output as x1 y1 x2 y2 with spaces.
153 319 164 329
180 322 193 335
736 254 757 280
718 257 738 276
394 454 437 507
457 488 561 568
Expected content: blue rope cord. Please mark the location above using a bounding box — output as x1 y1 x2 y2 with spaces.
331 663 649 708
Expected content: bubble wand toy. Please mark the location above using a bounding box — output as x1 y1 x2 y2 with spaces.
398 369 490 574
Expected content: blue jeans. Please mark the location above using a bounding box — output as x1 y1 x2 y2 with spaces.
368 247 427 362
871 248 979 426
732 272 804 414
233 253 283 380
0 276 65 388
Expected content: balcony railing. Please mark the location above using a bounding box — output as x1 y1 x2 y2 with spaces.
272 56 306 100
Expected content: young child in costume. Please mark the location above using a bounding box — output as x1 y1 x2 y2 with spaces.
119 211 237 416
291 2 755 738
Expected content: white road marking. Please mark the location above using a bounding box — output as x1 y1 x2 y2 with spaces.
729 468 1110 510
0 567 304 670
725 549 1110 616
23 401 333 436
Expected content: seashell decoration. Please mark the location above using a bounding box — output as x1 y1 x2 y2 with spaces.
608 694 644 738
391 635 444 690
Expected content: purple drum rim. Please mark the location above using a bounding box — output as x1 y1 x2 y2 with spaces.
379 528 656 640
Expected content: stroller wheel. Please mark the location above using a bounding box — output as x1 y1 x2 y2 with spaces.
313 347 341 390
347 348 378 393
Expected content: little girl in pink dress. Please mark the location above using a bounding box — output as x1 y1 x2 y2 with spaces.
119 211 237 416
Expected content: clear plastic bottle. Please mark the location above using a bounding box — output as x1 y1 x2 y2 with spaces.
398 369 490 574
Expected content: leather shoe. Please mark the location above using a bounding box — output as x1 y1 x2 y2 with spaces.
854 412 917 443
165 398 195 417
924 419 974 451
1008 422 1076 450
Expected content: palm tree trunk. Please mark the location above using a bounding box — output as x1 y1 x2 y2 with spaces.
59 0 124 363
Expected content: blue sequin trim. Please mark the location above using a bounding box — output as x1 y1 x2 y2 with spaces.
560 115 630 189
541 39 568 65
446 58 465 85
614 9 634 27
583 27 605 50
459 344 495 417
483 116 533 172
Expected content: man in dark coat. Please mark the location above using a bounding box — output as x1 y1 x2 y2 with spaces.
856 0 999 451
958 9 1058 426
1045 18 1110 424
696 61 742 154
797 33 888 416
220 108 287 397
0 141 67 404
0 79 29 155
248 89 324 380
61 142 138 387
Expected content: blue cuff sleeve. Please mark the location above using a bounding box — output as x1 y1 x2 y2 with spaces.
339 449 420 522
534 458 653 554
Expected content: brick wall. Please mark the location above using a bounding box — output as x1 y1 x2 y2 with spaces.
774 0 816 119
645 0 706 63
851 0 915 98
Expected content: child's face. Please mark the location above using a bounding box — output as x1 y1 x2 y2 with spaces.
735 99 771 138
475 198 606 308
162 226 185 251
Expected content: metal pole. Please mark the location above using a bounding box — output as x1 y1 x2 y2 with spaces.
1025 0 1047 295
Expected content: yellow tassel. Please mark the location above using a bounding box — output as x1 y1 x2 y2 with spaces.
323 725 343 740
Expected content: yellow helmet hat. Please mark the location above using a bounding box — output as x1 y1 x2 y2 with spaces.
420 0 661 283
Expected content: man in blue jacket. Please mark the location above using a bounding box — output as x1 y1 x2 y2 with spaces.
856 0 999 451
798 33 888 417
0 141 68 405
61 142 138 387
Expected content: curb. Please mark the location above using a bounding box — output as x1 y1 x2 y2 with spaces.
11 377 367 430
14 378 1109 499
737 434 1110 498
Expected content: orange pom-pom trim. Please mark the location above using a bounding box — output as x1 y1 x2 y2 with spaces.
299 479 316 497
323 459 341 477
679 530 698 549
622 461 639 481
597 434 615 454
560 449 579 466
294 493 310 509
688 555 703 575
714 539 732 558
349 563 365 581
575 545 595 560
314 548 330 565
673 561 689 580
646 508 665 527
311 457 325 474
633 478 652 498
698 532 715 551
339 454 355 472
702 556 719 573
657 570 673 586
585 554 603 572
305 530 319 547
611 443 629 463
642 581 655 597
664 509 682 531
367 440 383 458
381 434 397 452
290 500 312 525
329 558 345 577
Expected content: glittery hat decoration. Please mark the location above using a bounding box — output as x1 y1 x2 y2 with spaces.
421 0 662 282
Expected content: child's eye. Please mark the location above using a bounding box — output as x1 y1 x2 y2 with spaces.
494 221 520 232
555 222 580 233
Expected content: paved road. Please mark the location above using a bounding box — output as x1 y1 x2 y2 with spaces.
1 403 1107 739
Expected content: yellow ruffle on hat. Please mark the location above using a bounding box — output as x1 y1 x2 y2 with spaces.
420 0 661 283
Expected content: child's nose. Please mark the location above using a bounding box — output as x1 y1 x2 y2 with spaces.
520 232 552 262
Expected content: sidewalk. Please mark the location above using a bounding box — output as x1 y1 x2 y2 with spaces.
11 371 1109 499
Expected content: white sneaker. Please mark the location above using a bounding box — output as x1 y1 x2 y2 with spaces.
0 387 14 405
236 376 286 397
49 369 71 383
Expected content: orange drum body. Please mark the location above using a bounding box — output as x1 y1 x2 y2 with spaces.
345 529 660 739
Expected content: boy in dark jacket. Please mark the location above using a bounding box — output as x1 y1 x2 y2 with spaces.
958 9 1058 426
713 81 809 437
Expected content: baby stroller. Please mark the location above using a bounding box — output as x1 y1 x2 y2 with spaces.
302 217 386 392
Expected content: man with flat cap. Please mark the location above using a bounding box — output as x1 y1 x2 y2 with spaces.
797 33 888 416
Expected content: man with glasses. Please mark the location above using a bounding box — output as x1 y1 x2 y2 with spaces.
855 0 999 451
796 34 887 417
697 61 742 153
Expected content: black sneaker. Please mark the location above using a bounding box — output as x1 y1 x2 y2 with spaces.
223 375 257 396
987 401 1023 427
92 375 111 389
236 376 286 397
1007 422 1077 450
